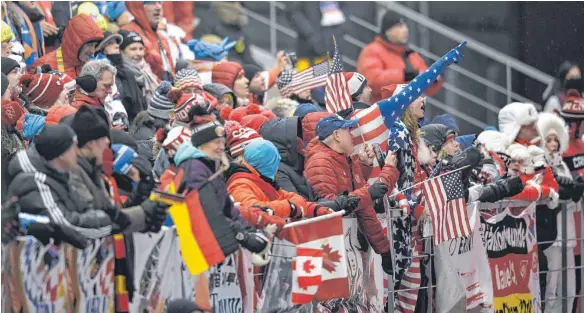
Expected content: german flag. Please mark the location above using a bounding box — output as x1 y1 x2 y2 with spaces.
151 182 239 275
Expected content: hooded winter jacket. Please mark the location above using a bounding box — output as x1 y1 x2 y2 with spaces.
226 161 322 218
260 117 318 200
357 36 442 103
32 14 103 78
71 90 102 109
7 148 115 239
122 2 175 80
304 139 399 254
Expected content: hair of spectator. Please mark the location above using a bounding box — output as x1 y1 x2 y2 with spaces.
79 60 117 82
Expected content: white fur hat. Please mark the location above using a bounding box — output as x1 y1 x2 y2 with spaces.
527 145 546 169
476 130 510 153
498 102 539 142
506 143 530 161
536 112 569 154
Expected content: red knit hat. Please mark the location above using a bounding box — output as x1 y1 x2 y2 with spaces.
1 99 24 125
45 105 78 126
168 89 206 123
212 61 244 89
225 120 262 158
241 115 269 132
19 73 65 109
162 126 192 158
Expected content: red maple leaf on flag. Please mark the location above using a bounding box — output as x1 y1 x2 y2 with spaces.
303 260 315 274
321 244 341 273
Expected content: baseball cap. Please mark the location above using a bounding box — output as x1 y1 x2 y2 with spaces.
316 115 358 140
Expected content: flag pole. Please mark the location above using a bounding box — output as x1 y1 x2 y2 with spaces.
388 165 471 198
282 210 345 229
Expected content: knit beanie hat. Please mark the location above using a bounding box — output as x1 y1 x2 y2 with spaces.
97 31 123 52
241 114 269 132
174 68 202 91
19 73 65 109
225 120 262 158
1 57 20 75
71 105 110 148
560 90 584 119
1 21 14 43
35 124 78 161
148 81 174 120
162 126 192 158
1 73 8 97
168 89 207 123
191 120 224 147
380 11 406 33
212 61 244 89
1 99 23 125
119 30 144 51
45 105 78 126
243 139 281 180
243 64 262 82
429 114 460 135
506 143 530 161
498 102 538 142
111 144 137 175
344 72 367 99
455 134 476 151
420 124 455 152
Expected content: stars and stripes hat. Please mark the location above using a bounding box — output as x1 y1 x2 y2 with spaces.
316 114 358 140
174 68 202 91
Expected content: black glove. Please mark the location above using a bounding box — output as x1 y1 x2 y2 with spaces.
318 195 361 215
27 223 88 249
404 61 419 81
555 175 575 200
104 205 132 231
368 183 389 201
141 199 170 233
381 253 393 275
235 229 269 254
497 176 524 198
1 197 22 244
572 183 584 203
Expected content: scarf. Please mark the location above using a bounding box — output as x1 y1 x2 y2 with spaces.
123 56 159 104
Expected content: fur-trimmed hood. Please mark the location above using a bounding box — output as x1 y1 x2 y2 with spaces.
537 112 569 154
498 102 538 142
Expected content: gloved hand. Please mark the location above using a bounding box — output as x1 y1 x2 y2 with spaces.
314 206 334 217
404 61 419 81
547 189 560 209
252 205 275 216
381 253 393 275
497 176 524 199
236 229 270 254
27 223 88 249
368 182 389 201
141 199 170 233
572 182 584 203
103 205 132 230
318 195 361 215
555 175 575 200
1 197 22 244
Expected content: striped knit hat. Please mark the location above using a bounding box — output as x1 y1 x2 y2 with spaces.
148 81 174 120
225 120 262 158
174 68 202 91
162 126 192 158
19 73 65 109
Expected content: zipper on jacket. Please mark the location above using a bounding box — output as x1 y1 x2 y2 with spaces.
347 157 356 191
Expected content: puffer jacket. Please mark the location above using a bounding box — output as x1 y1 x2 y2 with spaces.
508 168 558 202
356 36 443 103
122 2 175 81
260 117 318 201
32 14 103 78
227 161 322 218
71 90 103 109
7 148 115 239
300 111 332 145
304 139 399 254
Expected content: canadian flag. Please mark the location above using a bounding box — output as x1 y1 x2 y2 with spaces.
281 211 349 301
291 248 323 304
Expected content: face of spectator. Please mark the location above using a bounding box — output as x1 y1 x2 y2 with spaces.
442 135 460 156
409 96 425 120
104 40 120 55
517 123 538 142
198 137 226 161
233 73 249 98
7 67 21 92
144 2 163 28
332 128 355 155
216 94 234 111
54 143 78 171
545 134 559 153
566 66 582 81
78 42 97 63
84 136 110 165
385 22 408 45
96 70 115 103
122 42 145 62
1 41 12 57
249 73 265 94
507 158 524 176
358 85 372 104
297 89 312 101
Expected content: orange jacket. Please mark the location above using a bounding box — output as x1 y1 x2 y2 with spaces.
227 162 321 218
70 91 102 110
32 14 103 78
123 2 175 80
357 36 443 103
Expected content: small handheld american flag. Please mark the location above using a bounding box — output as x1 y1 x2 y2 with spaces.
279 62 329 98
325 37 352 113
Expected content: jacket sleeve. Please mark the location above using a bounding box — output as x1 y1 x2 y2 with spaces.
227 178 296 218
275 169 300 195
238 204 287 229
11 179 114 239
409 52 443 96
357 45 405 95
508 185 541 202
267 67 282 88
378 164 400 190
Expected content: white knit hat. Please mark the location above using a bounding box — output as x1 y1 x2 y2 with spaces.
476 130 510 153
537 112 569 154
498 102 538 142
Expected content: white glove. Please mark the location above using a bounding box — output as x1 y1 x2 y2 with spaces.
547 189 559 209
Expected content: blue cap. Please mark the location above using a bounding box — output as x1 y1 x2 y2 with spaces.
316 115 358 140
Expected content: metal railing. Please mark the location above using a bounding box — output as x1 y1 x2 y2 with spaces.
240 1 556 132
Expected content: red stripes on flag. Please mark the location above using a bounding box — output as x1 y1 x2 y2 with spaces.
325 73 352 113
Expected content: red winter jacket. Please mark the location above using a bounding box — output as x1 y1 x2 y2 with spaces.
304 139 399 254
357 36 443 103
32 14 103 78
508 168 559 202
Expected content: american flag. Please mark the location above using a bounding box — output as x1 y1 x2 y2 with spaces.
279 61 330 97
325 39 352 113
422 169 471 245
